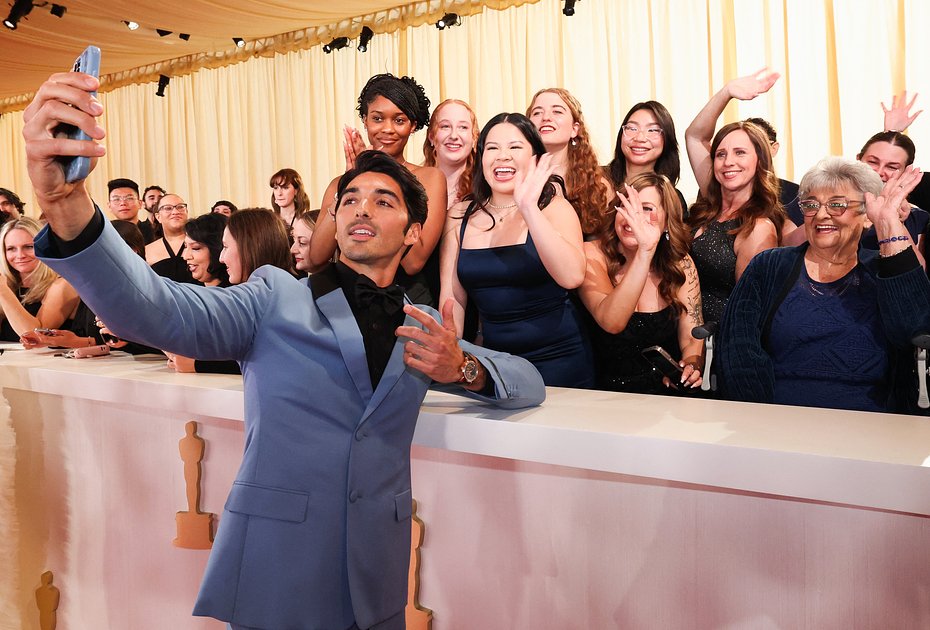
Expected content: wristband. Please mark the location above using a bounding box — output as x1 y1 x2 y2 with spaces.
877 235 909 245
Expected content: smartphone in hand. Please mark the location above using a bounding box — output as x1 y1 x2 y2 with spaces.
641 345 683 387
56 45 101 183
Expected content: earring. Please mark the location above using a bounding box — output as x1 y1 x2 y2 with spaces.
570 138 578 147
664 231 670 241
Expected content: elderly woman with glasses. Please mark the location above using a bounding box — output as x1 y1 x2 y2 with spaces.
717 157 930 413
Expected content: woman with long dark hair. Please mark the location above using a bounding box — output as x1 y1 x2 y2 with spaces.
439 113 593 388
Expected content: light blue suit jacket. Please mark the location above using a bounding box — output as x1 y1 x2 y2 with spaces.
36 219 544 630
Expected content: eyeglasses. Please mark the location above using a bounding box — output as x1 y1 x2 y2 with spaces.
798 198 863 217
109 195 138 203
158 203 189 213
622 125 663 138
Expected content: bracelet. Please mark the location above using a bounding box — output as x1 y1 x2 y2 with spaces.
877 235 909 245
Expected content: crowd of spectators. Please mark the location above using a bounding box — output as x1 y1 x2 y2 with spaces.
4 72 930 414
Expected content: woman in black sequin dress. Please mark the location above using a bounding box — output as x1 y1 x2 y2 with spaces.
684 70 789 323
579 173 705 393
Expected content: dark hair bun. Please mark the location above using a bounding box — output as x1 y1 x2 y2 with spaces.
357 73 431 131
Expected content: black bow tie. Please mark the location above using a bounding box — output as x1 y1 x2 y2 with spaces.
354 275 405 315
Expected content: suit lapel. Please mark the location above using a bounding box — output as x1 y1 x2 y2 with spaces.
310 266 373 401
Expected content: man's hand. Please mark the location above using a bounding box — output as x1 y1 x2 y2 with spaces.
22 72 105 239
396 299 487 390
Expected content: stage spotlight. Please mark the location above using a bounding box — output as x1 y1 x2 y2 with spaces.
357 26 373 52
4 0 34 30
179 33 190 41
562 0 577 16
232 37 245 48
436 13 459 30
49 4 65 18
155 74 170 97
156 28 172 37
323 37 349 53
124 20 139 30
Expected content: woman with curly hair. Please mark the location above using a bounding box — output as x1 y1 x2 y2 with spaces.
309 73 446 306
422 98 478 209
527 88 613 238
579 173 704 393
685 69 787 323
606 100 688 213
0 217 79 341
269 168 311 236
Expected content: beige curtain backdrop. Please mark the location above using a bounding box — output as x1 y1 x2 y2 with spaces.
1 0 928 217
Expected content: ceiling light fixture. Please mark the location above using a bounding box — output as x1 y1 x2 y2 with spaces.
49 3 65 18
436 13 459 30
323 37 349 53
232 37 245 48
156 28 172 37
155 74 170 97
562 0 578 16
3 0 35 30
178 33 190 41
123 20 139 30
357 26 373 52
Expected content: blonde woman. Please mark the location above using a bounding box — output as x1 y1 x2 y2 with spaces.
0 217 79 340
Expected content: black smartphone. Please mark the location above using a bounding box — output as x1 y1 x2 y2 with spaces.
641 345 683 383
57 45 101 183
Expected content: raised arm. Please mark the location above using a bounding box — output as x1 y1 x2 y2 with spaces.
21 72 104 238
686 68 780 196
437 206 468 336
400 166 448 275
514 154 586 289
308 176 340 272
22 71 263 360
0 277 77 336
577 186 660 333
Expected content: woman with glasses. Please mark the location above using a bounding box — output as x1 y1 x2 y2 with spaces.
717 158 930 413
145 193 195 283
526 88 613 238
607 101 688 218
684 69 788 323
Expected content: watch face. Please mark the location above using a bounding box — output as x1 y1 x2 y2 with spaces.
462 354 479 383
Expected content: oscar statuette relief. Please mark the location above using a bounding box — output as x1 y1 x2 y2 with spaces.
174 421 215 549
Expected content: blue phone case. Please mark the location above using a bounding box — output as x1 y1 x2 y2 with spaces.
60 45 101 183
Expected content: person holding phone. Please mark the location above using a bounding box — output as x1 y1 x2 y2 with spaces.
21 66 544 630
578 172 704 393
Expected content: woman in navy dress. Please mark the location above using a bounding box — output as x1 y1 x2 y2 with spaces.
439 113 594 388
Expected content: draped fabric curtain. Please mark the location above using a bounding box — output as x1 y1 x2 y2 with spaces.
1 0 927 217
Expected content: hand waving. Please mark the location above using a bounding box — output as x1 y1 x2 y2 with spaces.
513 153 557 214
343 125 375 171
615 184 662 254
726 67 780 101
866 165 923 226
882 91 922 131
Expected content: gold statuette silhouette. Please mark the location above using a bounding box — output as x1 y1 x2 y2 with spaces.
174 421 215 549
35 571 60 630
405 499 433 629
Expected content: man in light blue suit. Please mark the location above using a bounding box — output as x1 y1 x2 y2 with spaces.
23 71 545 630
